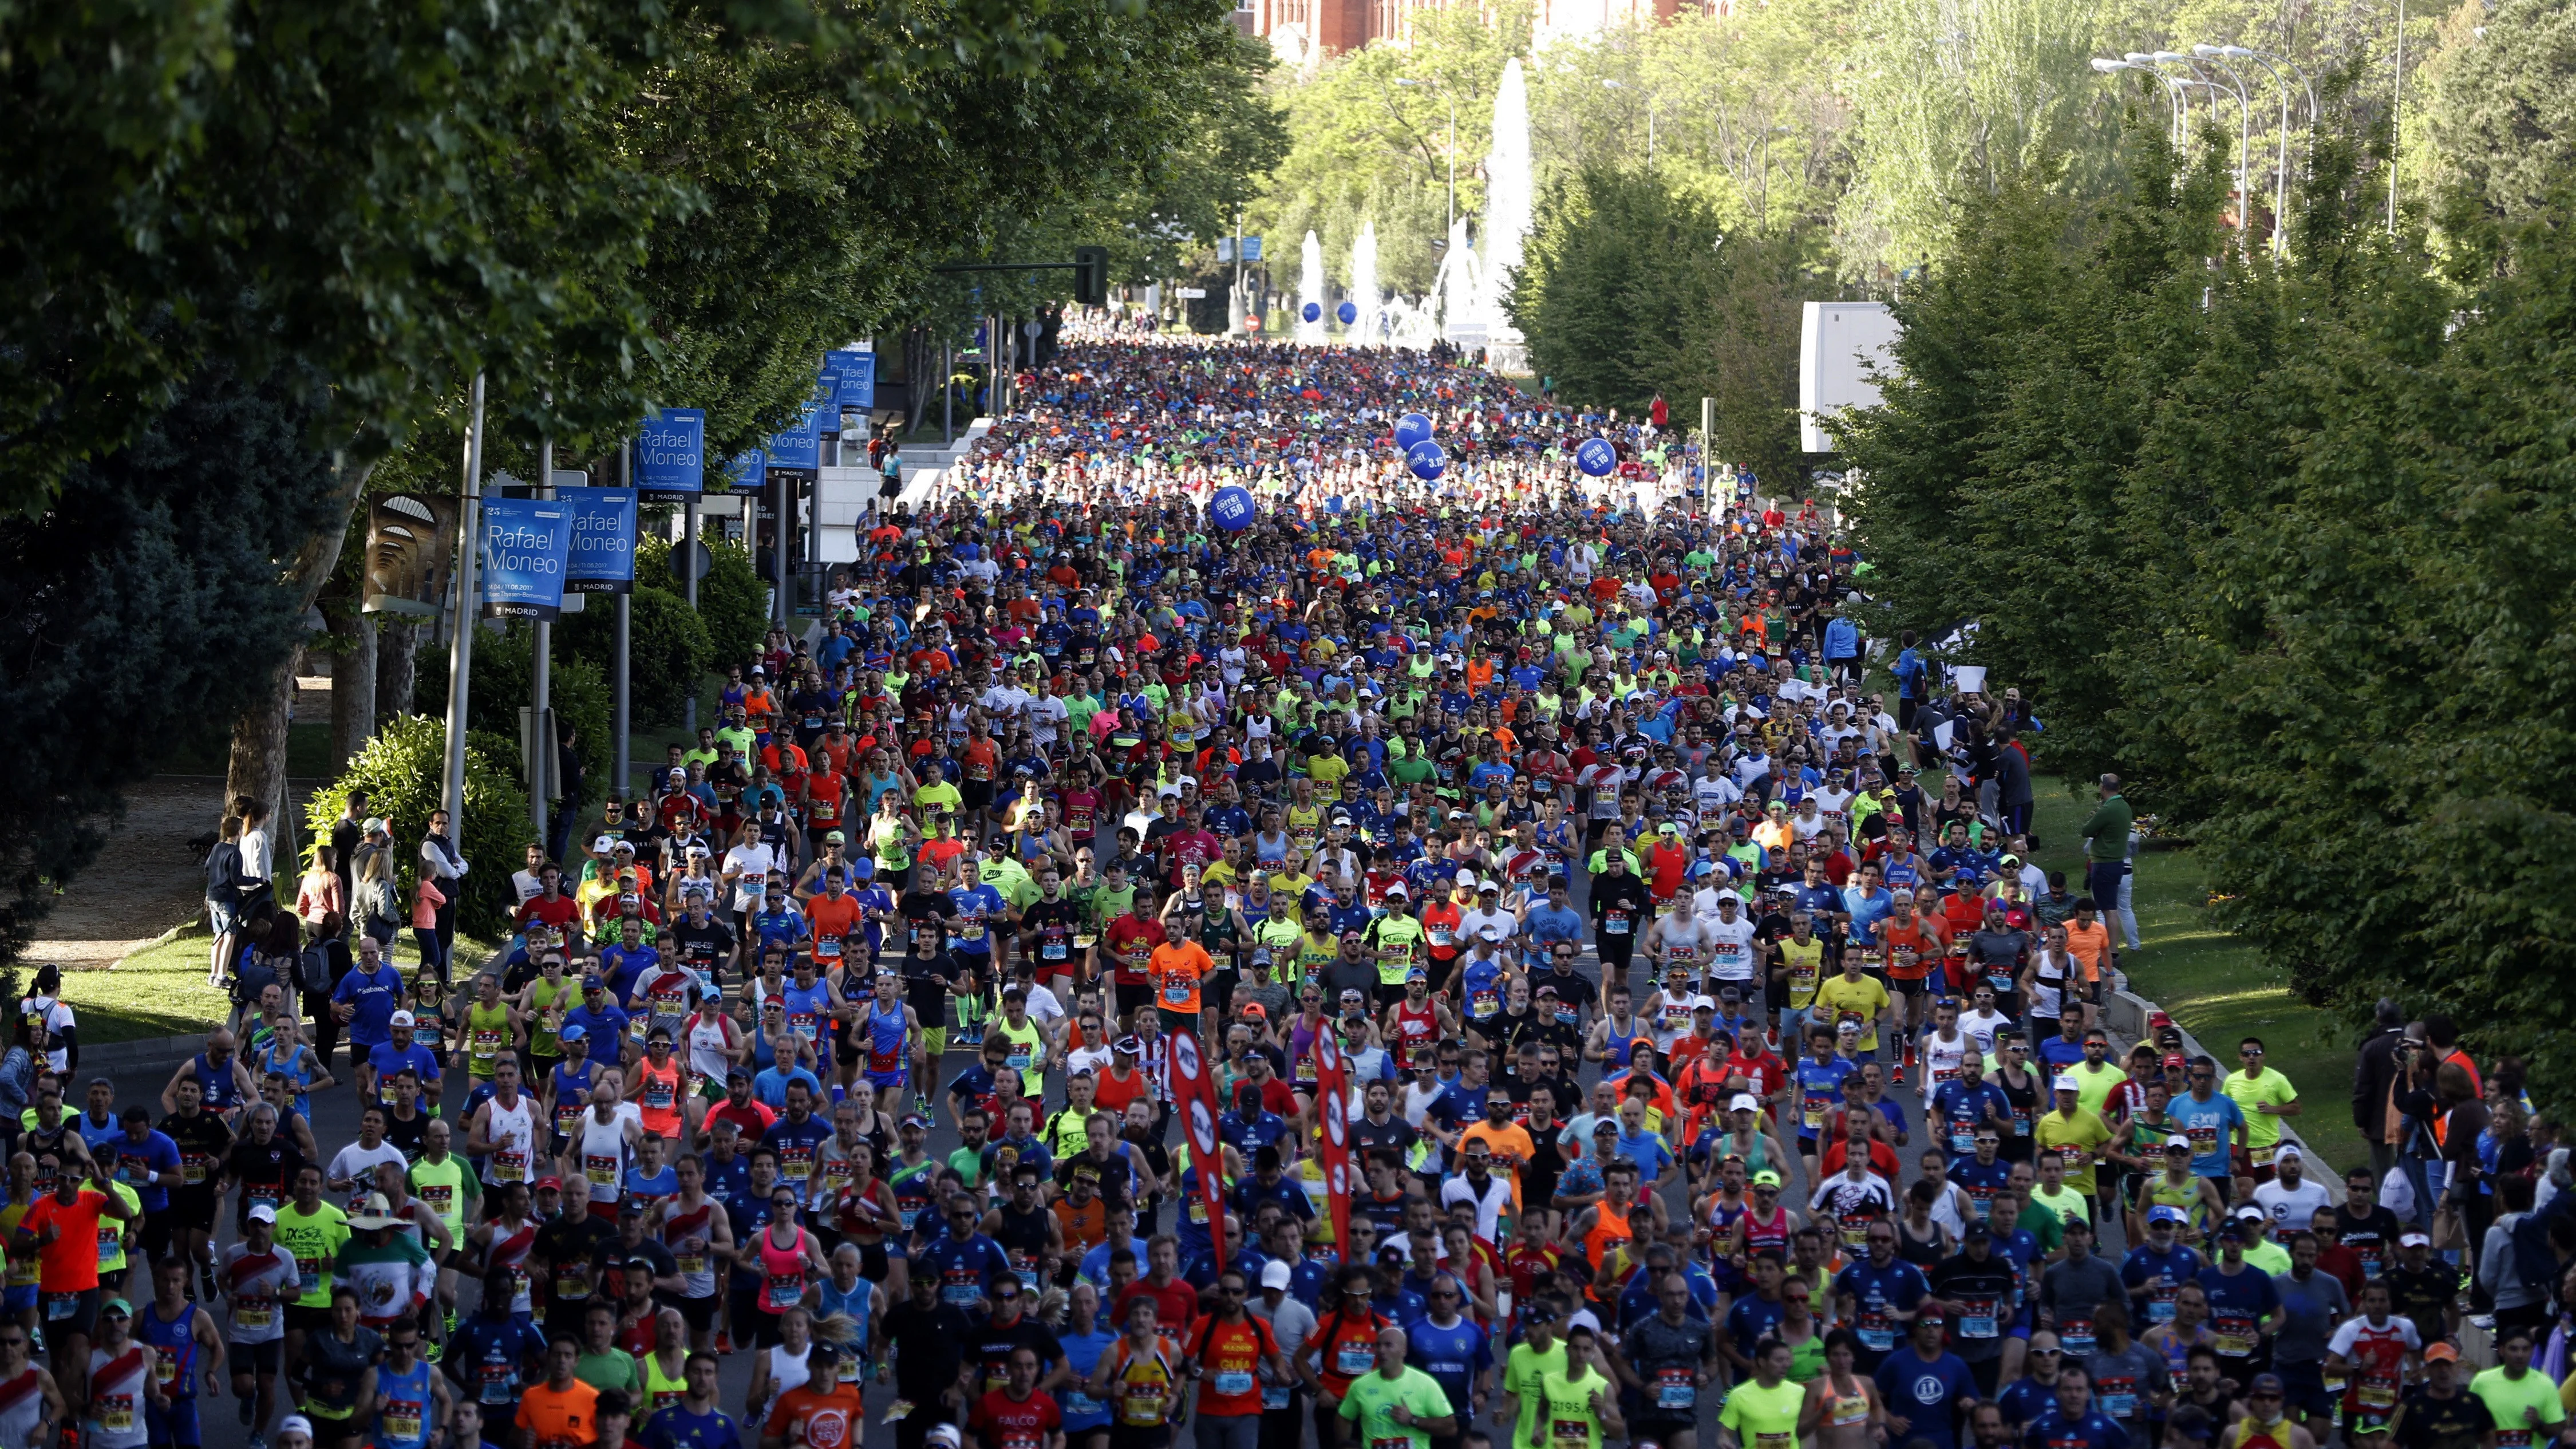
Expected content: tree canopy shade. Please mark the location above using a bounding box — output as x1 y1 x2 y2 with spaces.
1834 94 2576 1120
0 362 343 961
0 0 1284 965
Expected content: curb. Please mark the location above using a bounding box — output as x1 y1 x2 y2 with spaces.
2101 977 2336 1199
80 941 511 1073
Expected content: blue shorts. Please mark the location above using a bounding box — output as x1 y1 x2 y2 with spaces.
2 1285 33 1315
149 1396 201 1447
867 1068 908 1091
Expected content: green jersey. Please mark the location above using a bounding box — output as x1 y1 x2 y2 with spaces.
1337 1367 1453 1449
1536 1369 1613 1449
1720 1379 1805 1449
1502 1343 1569 1449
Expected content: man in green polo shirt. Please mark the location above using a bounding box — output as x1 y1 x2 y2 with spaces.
1339 1325 1455 1449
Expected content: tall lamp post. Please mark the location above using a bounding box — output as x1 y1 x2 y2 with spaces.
2094 57 2190 143
2217 45 2318 256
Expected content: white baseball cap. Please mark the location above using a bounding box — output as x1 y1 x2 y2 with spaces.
389 1010 416 1028
1261 1261 1293 1290
2051 1073 2080 1092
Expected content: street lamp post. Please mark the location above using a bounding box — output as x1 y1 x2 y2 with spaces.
2224 46 2318 256
2189 48 2257 252
2096 58 2188 143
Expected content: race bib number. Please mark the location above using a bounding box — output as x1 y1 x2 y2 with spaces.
1656 1368 1696 1409
96 1395 135 1432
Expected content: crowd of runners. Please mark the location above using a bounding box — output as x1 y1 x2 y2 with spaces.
2 329 2563 1449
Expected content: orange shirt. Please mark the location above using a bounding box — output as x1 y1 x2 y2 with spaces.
23 1190 108 1292
805 893 866 960
961 738 1000 783
1881 919 1940 981
764 1382 864 1449
2064 920 2111 982
1148 940 1214 1014
517 1377 603 1449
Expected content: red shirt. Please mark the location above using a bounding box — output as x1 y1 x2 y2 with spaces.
705 1099 777 1140
1114 1274 1198 1339
1103 915 1167 987
968 1389 1063 1449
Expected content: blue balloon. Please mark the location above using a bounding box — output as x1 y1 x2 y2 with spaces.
1301 302 1322 323
1575 438 1619 477
1406 440 1447 480
1209 485 1257 532
1394 412 1435 451
1337 301 1358 325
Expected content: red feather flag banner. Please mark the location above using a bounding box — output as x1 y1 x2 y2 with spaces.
1315 1028 1353 1262
1171 1031 1229 1268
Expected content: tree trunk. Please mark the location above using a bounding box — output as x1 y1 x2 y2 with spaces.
378 618 421 723
227 665 293 822
328 602 377 774
226 452 377 816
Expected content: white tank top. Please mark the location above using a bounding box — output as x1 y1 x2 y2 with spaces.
0 1367 46 1449
1658 917 1709 978
479 1095 535 1187
688 1016 736 1083
758 1343 812 1426
85 1346 150 1449
580 1115 632 1205
1921 1033 1969 1101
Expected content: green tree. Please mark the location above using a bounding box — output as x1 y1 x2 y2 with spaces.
1510 167 1725 410
306 716 531 943
0 361 344 960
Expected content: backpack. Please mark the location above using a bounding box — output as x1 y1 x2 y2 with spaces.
298 942 337 996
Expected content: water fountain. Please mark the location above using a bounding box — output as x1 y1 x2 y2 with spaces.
1481 56 1534 372
1348 221 1382 344
1439 215 1485 348
1297 230 1326 345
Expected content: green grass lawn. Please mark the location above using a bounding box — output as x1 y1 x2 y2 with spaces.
68 928 504 1044
2025 783 2366 1175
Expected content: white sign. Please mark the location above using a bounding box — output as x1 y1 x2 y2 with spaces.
1800 301 1902 452
1176 287 1208 299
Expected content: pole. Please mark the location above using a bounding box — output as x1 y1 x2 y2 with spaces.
1701 396 1714 495
2389 0 2403 234
440 372 487 845
773 465 791 629
1447 99 1457 235
531 430 553 838
682 495 700 733
613 443 630 807
942 339 953 445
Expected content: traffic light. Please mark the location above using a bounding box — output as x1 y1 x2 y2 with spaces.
1073 245 1109 306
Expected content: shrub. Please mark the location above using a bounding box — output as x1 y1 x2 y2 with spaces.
554 583 711 728
304 715 531 941
413 623 614 793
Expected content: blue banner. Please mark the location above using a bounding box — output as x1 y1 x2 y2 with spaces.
829 349 876 410
767 402 823 472
634 408 705 498
479 496 572 620
559 488 637 594
721 450 768 496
